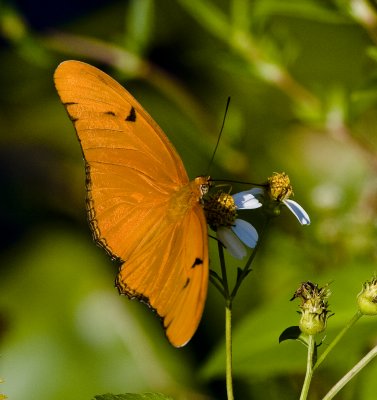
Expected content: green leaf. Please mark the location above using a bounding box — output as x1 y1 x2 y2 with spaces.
93 393 174 400
252 0 350 25
279 326 308 347
230 0 252 32
236 267 243 281
278 325 301 342
125 0 154 54
178 0 230 41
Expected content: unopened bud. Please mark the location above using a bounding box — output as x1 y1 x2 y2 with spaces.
291 281 332 335
357 277 377 315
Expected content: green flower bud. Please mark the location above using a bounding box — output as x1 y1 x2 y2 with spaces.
299 308 327 335
291 281 332 336
357 277 377 315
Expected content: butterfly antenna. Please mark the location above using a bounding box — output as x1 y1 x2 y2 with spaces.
206 97 231 175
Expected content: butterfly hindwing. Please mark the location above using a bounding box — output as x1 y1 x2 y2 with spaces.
117 202 208 346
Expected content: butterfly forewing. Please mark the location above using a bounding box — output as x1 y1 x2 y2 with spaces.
54 60 208 346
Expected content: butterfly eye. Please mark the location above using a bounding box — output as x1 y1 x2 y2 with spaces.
195 176 211 197
200 183 210 196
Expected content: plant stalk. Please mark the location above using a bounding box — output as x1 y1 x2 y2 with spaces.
322 344 377 400
299 335 315 400
225 302 234 400
314 311 362 371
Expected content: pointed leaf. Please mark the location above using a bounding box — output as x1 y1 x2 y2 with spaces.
279 326 309 347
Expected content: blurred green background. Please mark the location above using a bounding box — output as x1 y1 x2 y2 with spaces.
1 0 377 399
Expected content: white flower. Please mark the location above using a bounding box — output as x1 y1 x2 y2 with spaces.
283 199 311 225
216 189 262 259
266 172 311 226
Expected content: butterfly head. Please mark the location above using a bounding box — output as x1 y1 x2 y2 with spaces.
195 176 211 198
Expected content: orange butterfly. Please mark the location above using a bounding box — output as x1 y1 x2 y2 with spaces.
54 60 209 347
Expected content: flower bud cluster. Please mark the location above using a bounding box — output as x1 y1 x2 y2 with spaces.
291 281 332 335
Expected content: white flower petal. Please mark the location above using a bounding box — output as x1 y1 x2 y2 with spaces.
231 219 258 248
250 187 264 197
217 227 247 259
283 199 311 225
232 190 262 210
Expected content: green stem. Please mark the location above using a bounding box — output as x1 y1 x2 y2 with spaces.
231 217 270 299
218 240 230 298
322 344 377 400
209 273 226 298
217 241 234 399
225 302 234 400
215 213 270 399
347 0 377 44
314 311 362 371
299 335 316 400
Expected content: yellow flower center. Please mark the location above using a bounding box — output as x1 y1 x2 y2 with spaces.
267 172 293 201
203 191 237 229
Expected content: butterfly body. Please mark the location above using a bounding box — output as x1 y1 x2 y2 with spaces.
54 60 209 347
